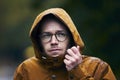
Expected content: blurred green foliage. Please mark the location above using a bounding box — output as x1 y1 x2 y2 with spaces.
0 0 119 79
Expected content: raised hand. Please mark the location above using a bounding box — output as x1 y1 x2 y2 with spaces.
64 46 82 71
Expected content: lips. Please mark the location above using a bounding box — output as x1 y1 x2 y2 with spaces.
49 49 62 52
48 48 63 57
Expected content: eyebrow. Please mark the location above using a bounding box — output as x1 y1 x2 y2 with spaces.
42 30 67 33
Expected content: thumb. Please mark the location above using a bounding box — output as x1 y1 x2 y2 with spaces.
77 45 80 50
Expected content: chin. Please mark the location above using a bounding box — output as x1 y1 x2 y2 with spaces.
49 53 64 58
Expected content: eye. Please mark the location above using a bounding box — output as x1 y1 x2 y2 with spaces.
56 32 66 37
41 32 51 39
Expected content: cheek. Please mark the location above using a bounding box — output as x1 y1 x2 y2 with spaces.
42 43 49 50
60 40 69 49
61 43 67 49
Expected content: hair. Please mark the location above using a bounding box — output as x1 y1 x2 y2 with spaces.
34 14 75 53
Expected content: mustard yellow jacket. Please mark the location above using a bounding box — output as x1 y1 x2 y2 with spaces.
14 8 116 80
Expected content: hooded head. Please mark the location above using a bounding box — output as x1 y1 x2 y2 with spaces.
29 8 84 67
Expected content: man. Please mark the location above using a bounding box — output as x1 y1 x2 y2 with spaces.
14 8 116 80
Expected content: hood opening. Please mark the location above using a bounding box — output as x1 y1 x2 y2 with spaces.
31 14 76 56
29 8 84 68
30 13 77 68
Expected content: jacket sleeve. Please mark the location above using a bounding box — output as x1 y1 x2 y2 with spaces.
13 63 29 80
68 57 116 80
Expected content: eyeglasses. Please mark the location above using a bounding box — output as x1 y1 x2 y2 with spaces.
39 31 68 43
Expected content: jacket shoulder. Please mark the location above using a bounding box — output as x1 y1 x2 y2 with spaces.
82 55 108 65
13 57 41 80
14 57 40 72
69 55 116 80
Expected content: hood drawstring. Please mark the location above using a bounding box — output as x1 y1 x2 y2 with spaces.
51 74 56 80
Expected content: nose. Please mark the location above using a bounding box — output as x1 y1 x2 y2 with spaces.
51 35 58 44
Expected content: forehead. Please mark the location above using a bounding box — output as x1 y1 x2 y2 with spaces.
41 19 67 32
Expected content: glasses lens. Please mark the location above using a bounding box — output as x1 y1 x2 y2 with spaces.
40 32 51 42
39 32 67 42
56 32 67 41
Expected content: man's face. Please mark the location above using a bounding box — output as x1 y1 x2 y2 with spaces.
39 19 69 58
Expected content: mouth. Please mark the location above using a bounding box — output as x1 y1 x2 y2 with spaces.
49 49 62 52
47 48 63 57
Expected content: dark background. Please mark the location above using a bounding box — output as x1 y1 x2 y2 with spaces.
0 0 119 79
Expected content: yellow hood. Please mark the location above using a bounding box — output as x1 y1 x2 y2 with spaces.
29 8 84 67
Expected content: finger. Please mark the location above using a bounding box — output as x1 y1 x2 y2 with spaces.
66 65 71 71
71 46 81 57
77 46 82 56
65 54 76 62
65 53 80 66
77 45 80 50
71 46 80 54
70 46 83 63
67 49 78 59
64 59 73 71
64 59 71 65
